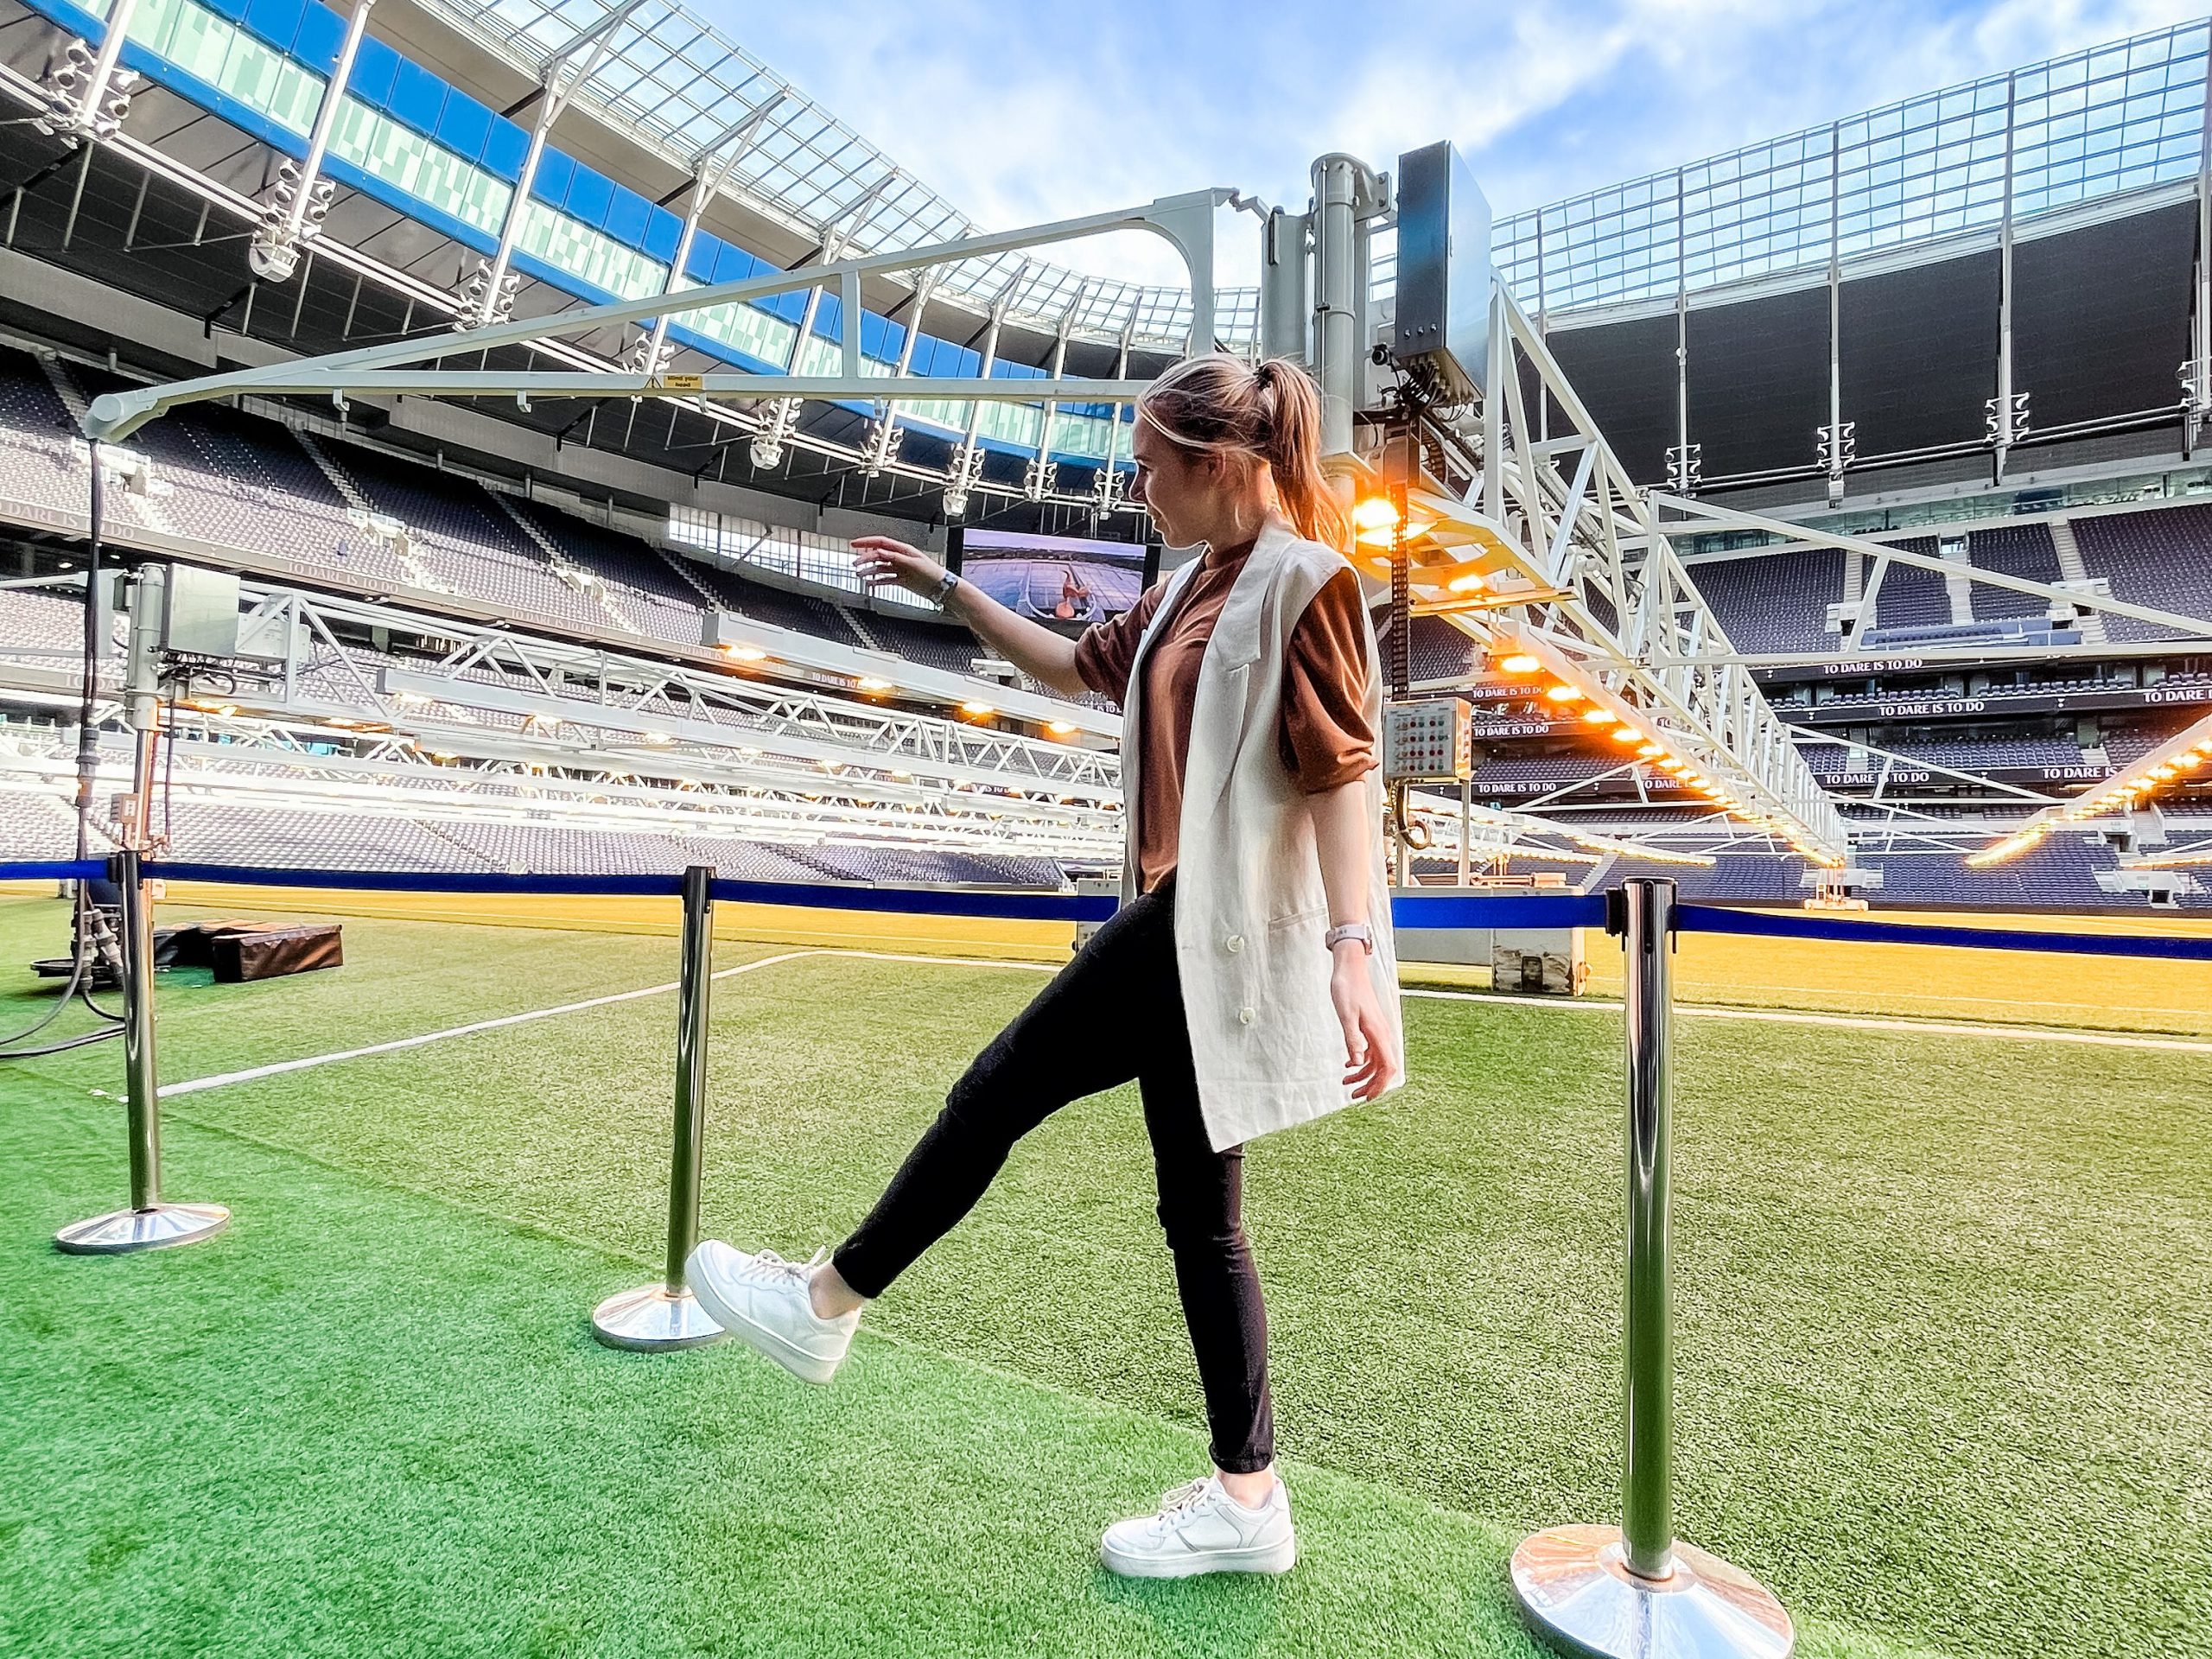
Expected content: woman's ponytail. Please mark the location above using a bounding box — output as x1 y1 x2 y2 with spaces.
1252 359 1349 552
1135 353 1351 551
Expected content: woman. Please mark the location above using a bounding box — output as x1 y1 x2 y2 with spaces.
689 353 1404 1579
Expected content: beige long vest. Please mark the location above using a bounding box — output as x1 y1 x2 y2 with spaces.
1116 515 1406 1151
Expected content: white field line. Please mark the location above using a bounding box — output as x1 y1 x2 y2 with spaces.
157 944 2202 1103
159 948 1052 1100
1402 987 2212 1053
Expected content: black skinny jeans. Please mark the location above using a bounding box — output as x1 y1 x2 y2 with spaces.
834 874 1274 1474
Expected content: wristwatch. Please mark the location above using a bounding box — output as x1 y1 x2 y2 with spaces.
930 566 961 605
1325 922 1375 955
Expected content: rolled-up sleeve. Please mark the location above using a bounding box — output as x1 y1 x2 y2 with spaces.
1277 567 1378 791
1072 585 1164 706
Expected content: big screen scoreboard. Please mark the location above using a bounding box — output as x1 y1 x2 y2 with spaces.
951 529 1154 630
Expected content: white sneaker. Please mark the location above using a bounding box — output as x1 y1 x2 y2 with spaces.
1100 1474 1297 1579
686 1242 859 1384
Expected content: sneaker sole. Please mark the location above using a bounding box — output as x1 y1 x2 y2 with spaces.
687 1263 846 1385
1099 1534 1298 1579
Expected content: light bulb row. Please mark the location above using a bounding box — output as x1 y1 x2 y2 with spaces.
1491 648 1842 865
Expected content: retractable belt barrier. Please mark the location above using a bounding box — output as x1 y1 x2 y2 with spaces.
8 859 2209 957
10 858 2210 1659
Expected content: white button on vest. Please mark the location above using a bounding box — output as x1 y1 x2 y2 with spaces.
1224 934 1244 953
1237 1006 1255 1025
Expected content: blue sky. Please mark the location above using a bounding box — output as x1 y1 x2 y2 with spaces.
696 0 2207 284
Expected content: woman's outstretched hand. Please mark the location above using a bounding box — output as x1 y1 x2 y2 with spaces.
851 536 948 599
1330 944 1400 1101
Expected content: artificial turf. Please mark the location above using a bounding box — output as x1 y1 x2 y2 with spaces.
0 894 2205 1659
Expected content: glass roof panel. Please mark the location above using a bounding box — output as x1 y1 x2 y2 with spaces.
419 0 2203 346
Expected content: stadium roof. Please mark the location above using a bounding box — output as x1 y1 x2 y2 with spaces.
1497 16 2211 320
411 0 1255 349
424 3 2209 352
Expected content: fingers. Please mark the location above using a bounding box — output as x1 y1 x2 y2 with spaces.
1341 1018 1384 1099
1341 1007 1398 1101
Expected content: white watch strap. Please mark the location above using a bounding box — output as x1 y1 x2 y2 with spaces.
1325 922 1374 954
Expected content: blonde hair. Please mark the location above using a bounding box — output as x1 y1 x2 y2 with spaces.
1135 354 1349 550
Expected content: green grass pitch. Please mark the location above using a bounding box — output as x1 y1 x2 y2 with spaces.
0 894 2205 1659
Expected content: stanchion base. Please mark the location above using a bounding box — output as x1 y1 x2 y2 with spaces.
1510 1524 1794 1659
55 1203 231 1255
590 1284 728 1351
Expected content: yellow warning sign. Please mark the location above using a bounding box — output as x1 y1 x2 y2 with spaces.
652 373 706 392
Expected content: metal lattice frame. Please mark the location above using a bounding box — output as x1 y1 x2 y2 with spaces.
251 583 1122 793
1402 286 1855 860
79 192 1228 443
0 727 1116 858
0 576 1128 858
407 0 1259 350
0 50 1190 516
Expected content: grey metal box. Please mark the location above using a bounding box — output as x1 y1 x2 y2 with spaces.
158 563 241 658
1383 697 1471 780
1395 141 1492 401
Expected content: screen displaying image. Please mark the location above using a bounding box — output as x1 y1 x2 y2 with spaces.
957 529 1148 629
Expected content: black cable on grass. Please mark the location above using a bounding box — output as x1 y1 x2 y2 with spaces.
2 442 124 1061
0 885 122 1060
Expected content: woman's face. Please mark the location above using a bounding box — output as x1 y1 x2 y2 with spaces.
1130 417 1218 549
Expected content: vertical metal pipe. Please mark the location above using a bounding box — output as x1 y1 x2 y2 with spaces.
124 565 162 849
1619 876 1676 1581
73 443 104 864
1311 156 1361 461
1508 882 1791 1656
73 0 143 133
2194 48 2212 454
662 864 713 1292
1672 169 1689 494
1458 776 1471 886
116 848 161 1212
1993 71 2018 482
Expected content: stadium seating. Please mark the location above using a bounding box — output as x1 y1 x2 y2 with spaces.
2070 504 2212 642
1885 734 2086 770
1968 522 2063 621
1688 550 1844 653
10 347 2210 909
0 586 93 663
1872 539 1951 634
0 349 992 680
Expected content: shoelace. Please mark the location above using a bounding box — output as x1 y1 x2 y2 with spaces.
733 1246 826 1288
1144 1478 1219 1539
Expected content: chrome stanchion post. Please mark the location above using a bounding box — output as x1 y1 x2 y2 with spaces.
55 849 231 1254
1621 875 1674 1584
592 866 728 1350
1509 878 1794 1659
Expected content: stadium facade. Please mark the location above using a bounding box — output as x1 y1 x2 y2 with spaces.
0 0 2208 905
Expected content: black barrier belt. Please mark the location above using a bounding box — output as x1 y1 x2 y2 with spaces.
1677 902 2212 962
3 860 2208 959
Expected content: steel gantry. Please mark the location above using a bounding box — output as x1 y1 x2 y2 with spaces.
0 574 1127 860
79 192 1229 442
1364 285 1854 861
0 724 1117 861
238 582 1124 796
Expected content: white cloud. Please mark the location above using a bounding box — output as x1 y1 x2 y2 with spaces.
694 0 2209 290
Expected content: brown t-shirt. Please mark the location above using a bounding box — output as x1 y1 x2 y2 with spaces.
1073 539 1376 893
